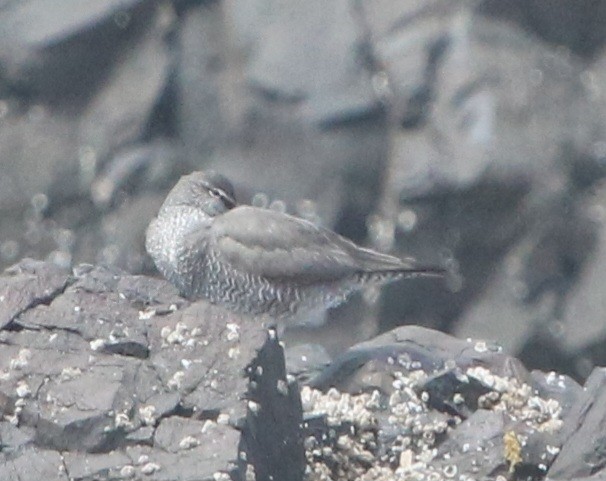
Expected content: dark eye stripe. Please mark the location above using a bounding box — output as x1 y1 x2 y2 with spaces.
200 181 236 208
211 187 235 207
222 195 236 208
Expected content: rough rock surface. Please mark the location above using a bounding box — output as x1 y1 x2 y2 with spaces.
1 260 606 480
0 259 303 481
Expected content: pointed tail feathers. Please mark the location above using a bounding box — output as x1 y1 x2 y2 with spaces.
356 265 447 285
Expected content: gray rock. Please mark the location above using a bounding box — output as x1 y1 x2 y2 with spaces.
366 4 606 376
0 422 36 453
123 441 240 481
62 451 132 481
91 141 180 209
0 448 68 481
435 409 507 477
15 265 154 359
241 0 378 125
1 258 605 479
0 259 305 480
531 370 583 419
555 190 606 363
0 2 172 274
78 5 172 168
155 417 203 452
479 0 606 57
548 368 606 479
0 107 80 212
285 343 332 384
0 0 153 101
0 258 71 329
309 325 529 392
382 14 598 192
176 1 227 168
302 323 568 480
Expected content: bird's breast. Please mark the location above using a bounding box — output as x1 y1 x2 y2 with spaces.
146 207 211 291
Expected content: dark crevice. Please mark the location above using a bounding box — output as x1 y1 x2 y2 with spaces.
3 278 73 332
10 323 83 337
101 342 150 360
59 452 70 480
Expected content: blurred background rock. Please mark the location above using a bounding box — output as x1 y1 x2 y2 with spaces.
1 0 606 381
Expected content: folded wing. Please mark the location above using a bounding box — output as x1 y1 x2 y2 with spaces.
187 206 428 285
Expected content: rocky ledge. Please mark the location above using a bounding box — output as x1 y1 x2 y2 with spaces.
0 259 604 481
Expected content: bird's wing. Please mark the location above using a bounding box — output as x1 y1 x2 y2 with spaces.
194 205 421 284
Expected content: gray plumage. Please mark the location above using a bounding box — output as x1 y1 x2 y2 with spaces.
146 171 443 325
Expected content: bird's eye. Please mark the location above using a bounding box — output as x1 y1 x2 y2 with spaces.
207 186 235 208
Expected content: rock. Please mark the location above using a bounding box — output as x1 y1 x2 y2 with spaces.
241 329 305 481
0 259 305 480
417 367 492 418
555 188 606 368
0 448 68 481
90 140 180 210
62 451 132 481
365 3 606 378
548 368 606 479
0 106 80 212
123 439 240 481
93 191 167 274
434 409 507 477
479 0 606 57
302 324 565 480
0 0 155 102
374 10 599 192
0 422 36 453
1 259 604 479
176 1 227 168
530 370 583 419
0 1 173 275
241 0 378 125
285 343 332 384
78 5 172 168
309 325 529 392
0 258 71 329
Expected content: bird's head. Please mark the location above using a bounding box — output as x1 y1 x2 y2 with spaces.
160 171 237 217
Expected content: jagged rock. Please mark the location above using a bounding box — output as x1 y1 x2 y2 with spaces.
308 325 529 392
301 324 567 480
0 259 604 479
0 0 155 102
0 260 304 481
548 368 606 479
0 448 68 481
0 259 71 329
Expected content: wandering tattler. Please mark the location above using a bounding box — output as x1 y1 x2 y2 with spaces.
146 171 444 326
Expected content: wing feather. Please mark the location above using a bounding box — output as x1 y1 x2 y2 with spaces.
192 206 418 284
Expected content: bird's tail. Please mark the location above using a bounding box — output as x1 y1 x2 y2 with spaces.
351 245 445 280
356 267 447 285
368 261 449 282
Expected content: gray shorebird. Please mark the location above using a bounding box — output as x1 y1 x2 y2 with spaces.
146 171 444 325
